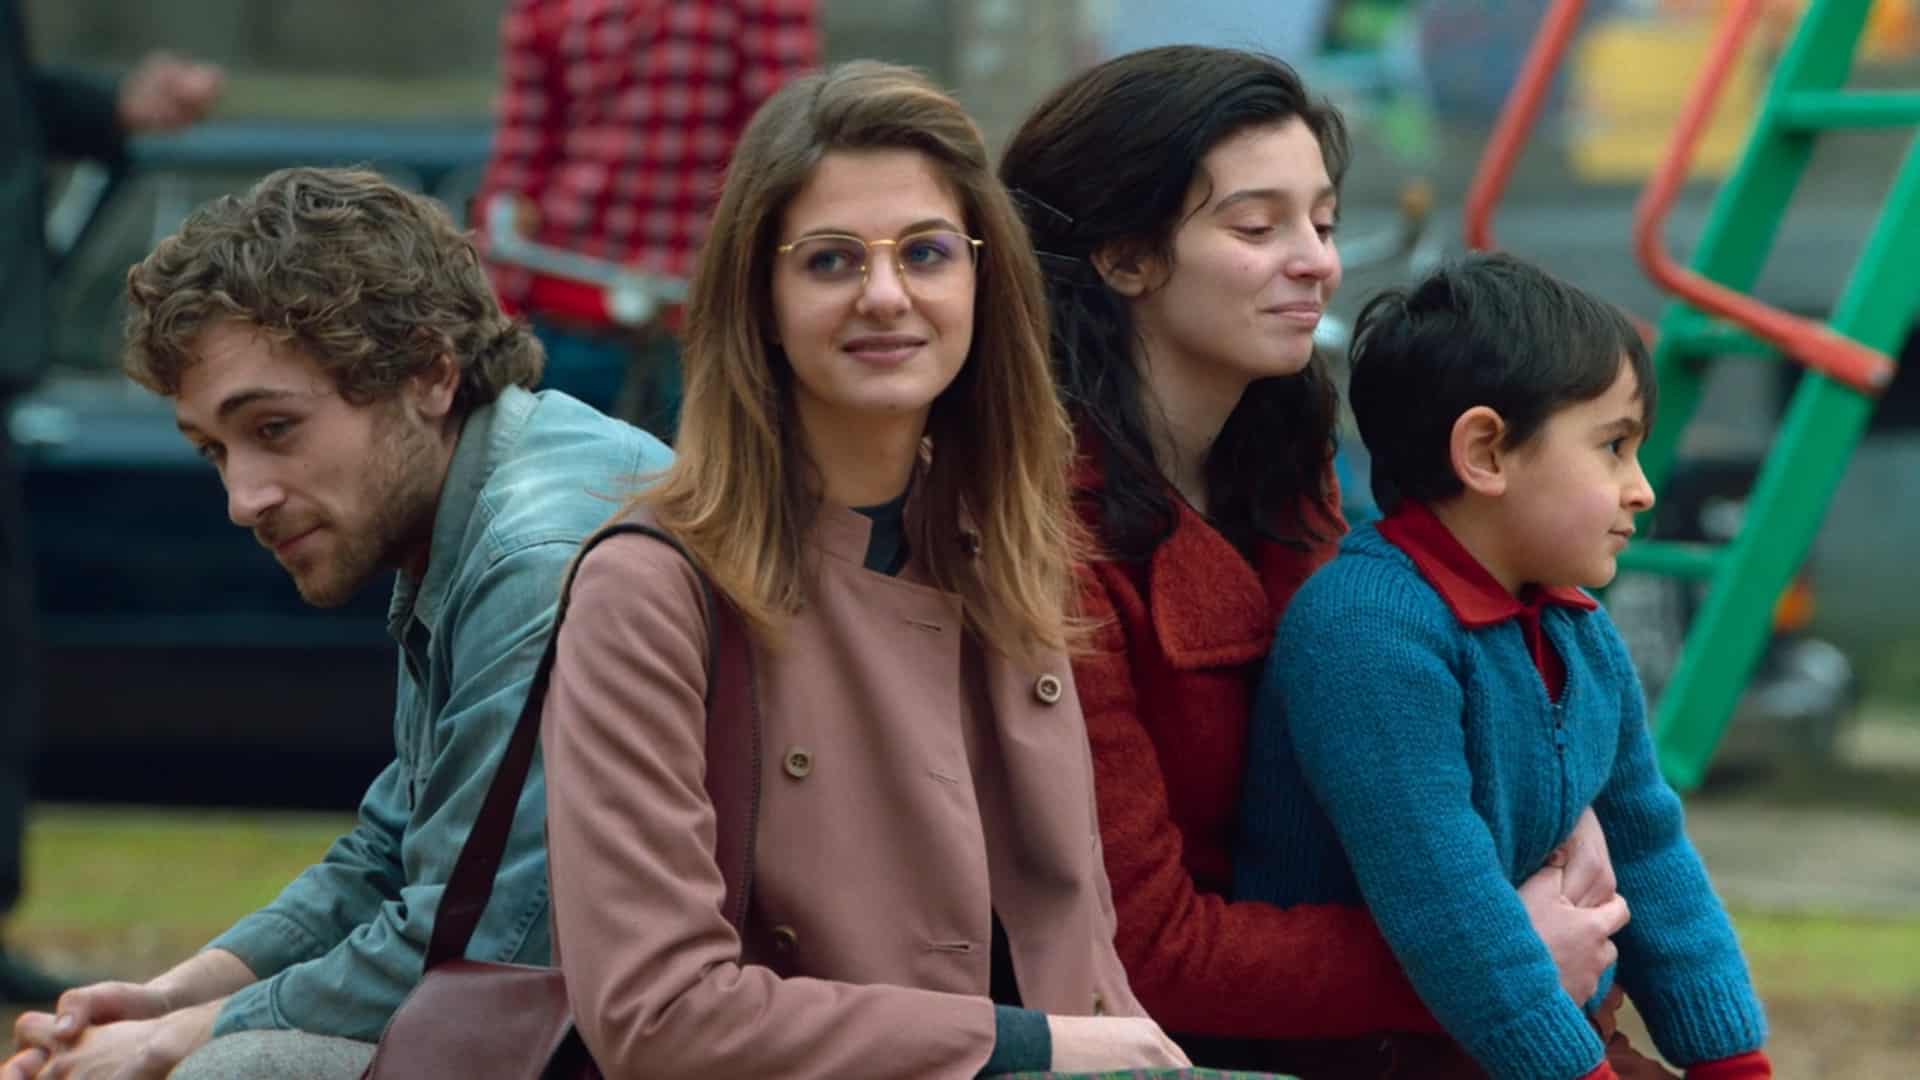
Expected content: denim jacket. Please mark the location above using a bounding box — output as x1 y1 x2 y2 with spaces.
208 387 670 1040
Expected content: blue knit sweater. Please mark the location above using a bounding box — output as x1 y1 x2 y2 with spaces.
1234 524 1766 1080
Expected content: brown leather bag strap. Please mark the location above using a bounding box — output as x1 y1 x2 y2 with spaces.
427 520 758 970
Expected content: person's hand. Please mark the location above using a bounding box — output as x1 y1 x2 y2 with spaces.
1518 862 1630 1002
0 1045 48 1080
1607 1032 1682 1079
1591 985 1626 1043
20 1017 185 1080
1045 1015 1191 1072
116 51 224 134
56 981 174 1038
12 979 173 1051
6 978 176 1078
1557 807 1617 909
24 1001 218 1080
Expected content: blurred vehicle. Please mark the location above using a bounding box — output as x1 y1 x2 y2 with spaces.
12 122 496 806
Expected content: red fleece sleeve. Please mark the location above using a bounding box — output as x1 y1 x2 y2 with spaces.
1579 1064 1621 1080
1684 1050 1771 1079
1070 567 1439 1039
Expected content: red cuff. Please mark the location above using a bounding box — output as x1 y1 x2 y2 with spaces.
1685 1050 1771 1079
1578 1063 1620 1080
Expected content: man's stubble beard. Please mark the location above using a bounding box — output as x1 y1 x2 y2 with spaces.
295 406 444 609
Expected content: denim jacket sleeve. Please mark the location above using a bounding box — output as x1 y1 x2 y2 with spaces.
208 540 571 1040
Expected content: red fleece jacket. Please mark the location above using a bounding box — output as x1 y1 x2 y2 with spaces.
1069 455 1438 1040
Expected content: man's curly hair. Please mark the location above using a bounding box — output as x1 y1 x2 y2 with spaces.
124 166 542 413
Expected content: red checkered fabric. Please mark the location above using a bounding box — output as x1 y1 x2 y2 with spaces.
475 0 818 319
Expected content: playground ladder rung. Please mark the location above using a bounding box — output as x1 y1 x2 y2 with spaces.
1616 540 1724 582
1774 90 1920 130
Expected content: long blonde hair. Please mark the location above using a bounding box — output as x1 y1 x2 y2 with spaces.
640 61 1080 662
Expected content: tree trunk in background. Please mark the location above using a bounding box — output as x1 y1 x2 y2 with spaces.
948 0 1089 153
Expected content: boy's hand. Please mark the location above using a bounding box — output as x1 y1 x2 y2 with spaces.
1591 990 1681 1079
1592 986 1625 1043
1608 1032 1682 1079
1519 863 1629 1002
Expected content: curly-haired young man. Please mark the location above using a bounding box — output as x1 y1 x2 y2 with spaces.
5 167 670 1080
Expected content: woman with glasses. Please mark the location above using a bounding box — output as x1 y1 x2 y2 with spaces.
537 61 1188 1079
1000 46 1632 1076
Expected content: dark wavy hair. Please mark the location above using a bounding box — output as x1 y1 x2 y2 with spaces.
125 167 542 416
1000 45 1348 560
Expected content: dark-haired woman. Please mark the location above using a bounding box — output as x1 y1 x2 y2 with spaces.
1001 45 1626 1075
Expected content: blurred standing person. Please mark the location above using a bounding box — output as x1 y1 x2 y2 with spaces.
474 0 819 437
0 0 221 1005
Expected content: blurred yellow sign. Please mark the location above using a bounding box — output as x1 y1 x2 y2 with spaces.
1571 1 1919 183
1569 16 1764 183
1656 0 1920 59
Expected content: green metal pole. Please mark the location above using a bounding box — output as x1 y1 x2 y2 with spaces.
1637 0 1875 499
1655 132 1920 788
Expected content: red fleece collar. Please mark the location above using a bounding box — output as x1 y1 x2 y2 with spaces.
1376 501 1596 628
1074 443 1343 670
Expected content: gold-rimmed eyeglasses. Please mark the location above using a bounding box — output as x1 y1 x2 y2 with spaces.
775 229 983 294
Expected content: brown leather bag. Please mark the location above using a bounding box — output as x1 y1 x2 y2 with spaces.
363 520 758 1079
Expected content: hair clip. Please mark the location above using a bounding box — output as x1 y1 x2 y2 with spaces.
1034 249 1102 289
1008 187 1078 239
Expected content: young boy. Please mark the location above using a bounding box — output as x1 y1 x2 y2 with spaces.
1235 254 1769 1080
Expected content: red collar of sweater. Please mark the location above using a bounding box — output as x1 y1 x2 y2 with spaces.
1375 500 1596 627
1074 443 1345 670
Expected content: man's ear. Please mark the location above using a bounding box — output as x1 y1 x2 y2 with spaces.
1090 242 1154 298
409 350 461 423
1450 406 1510 497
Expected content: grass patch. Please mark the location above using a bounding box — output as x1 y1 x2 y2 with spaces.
13 806 1920 1014
16 805 352 952
1732 908 1920 1000
1863 639 1920 711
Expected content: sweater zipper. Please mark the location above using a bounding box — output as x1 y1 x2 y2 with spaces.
1552 696 1573 842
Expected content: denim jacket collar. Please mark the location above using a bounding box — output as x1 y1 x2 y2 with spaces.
387 386 537 645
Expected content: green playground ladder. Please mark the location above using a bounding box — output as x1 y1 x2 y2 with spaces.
1619 0 1917 789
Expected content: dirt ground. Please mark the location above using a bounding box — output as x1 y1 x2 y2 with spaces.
1615 994 1920 1079
1612 708 1920 1077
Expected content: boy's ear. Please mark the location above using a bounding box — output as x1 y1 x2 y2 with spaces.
1450 406 1509 497
1090 242 1154 298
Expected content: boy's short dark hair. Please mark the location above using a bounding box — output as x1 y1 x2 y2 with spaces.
1348 252 1655 512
